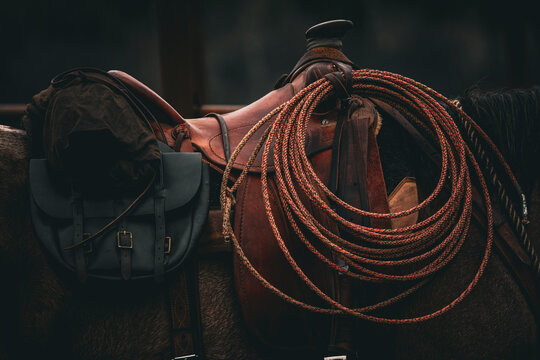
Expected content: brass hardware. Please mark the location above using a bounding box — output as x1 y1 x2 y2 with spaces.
117 231 133 249
164 236 172 254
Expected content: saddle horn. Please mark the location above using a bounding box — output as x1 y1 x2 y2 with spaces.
305 19 354 50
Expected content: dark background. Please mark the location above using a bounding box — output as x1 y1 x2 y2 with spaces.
1 0 539 114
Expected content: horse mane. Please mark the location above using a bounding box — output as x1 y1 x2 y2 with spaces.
458 86 540 195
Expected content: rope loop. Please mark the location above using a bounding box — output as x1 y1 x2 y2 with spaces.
219 69 525 324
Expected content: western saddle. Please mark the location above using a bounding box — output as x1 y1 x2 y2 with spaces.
23 16 539 359
107 20 392 358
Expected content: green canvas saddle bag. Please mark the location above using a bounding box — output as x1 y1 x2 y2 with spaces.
25 68 209 283
29 141 209 283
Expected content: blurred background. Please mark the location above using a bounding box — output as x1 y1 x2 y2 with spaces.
1 0 539 124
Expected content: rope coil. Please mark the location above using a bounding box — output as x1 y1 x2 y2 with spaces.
219 69 521 324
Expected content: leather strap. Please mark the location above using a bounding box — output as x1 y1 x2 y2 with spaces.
166 261 203 359
71 190 87 282
206 113 231 163
167 134 205 358
324 66 353 101
64 172 156 251
331 98 373 225
117 218 132 281
277 47 355 87
327 98 374 357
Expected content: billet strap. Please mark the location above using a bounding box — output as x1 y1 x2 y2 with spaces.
167 133 205 359
327 98 390 356
205 113 231 163
167 257 204 359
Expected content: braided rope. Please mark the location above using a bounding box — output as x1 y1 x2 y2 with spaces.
220 69 506 324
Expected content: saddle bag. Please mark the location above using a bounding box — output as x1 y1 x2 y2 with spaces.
29 143 209 282
24 68 209 282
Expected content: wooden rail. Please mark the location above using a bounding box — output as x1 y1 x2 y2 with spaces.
0 104 26 128
0 104 26 115
0 103 244 128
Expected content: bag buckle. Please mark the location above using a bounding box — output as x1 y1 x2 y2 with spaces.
117 231 133 249
164 236 172 254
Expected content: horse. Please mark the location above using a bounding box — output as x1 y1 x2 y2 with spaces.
1 22 540 360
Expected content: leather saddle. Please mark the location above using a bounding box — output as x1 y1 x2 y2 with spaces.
106 18 540 359
110 20 392 356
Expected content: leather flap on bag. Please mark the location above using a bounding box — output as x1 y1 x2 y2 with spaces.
29 152 203 219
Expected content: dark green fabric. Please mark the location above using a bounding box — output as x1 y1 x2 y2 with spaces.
29 151 209 281
22 68 161 193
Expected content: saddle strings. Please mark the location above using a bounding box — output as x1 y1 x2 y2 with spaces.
219 69 515 323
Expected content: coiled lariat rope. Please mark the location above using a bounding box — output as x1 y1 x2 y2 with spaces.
220 69 526 324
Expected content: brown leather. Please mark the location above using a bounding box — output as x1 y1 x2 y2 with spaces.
233 173 333 351
388 177 420 229
107 70 182 147
366 129 391 228
117 228 132 280
327 103 390 354
108 70 185 126
197 209 232 254
182 61 348 173
231 95 393 353
280 46 355 87
173 51 375 353
331 97 372 226
168 258 203 358
108 48 539 354
109 46 392 354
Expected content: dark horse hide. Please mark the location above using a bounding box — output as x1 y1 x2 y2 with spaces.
0 86 540 360
459 86 540 197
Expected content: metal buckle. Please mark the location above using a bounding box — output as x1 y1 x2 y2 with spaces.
116 231 133 249
164 236 172 254
83 233 93 254
324 356 347 360
172 355 198 360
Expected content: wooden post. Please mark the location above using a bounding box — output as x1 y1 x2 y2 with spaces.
156 0 206 117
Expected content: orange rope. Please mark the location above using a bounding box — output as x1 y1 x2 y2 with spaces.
220 69 504 323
